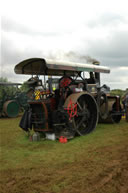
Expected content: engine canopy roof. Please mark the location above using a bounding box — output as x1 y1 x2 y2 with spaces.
14 58 110 76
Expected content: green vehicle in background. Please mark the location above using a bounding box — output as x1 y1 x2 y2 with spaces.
0 82 28 118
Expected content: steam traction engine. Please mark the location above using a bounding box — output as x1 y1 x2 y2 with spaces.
14 58 123 138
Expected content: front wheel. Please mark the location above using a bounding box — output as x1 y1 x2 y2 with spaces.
97 92 108 120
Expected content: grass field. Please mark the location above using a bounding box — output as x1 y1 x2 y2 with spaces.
0 117 128 193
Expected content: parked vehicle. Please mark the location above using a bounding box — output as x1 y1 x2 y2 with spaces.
14 58 123 138
0 82 28 117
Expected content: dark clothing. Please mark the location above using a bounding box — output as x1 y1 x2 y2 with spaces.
19 110 32 131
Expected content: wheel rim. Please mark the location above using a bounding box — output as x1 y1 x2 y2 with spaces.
72 94 98 136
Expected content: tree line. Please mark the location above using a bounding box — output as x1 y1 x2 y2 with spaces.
110 88 128 99
0 77 29 100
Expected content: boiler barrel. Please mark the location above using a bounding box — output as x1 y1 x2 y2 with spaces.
3 100 20 117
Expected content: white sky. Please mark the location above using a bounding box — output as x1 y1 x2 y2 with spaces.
1 0 128 89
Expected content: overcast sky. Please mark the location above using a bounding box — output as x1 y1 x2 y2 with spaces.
1 0 128 90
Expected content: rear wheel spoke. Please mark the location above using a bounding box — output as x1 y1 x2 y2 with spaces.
73 95 98 135
77 101 82 111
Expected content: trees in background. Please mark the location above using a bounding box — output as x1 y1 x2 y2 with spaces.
20 82 29 92
0 77 17 100
0 77 20 100
110 88 128 100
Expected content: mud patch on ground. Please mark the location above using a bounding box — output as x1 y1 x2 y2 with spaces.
1 144 128 193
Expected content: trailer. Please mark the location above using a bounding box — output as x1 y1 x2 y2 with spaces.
14 58 123 138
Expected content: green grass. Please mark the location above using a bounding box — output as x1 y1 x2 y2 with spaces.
0 117 128 193
0 117 127 170
0 118 128 169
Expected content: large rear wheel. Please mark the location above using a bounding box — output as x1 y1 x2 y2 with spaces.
64 92 98 136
